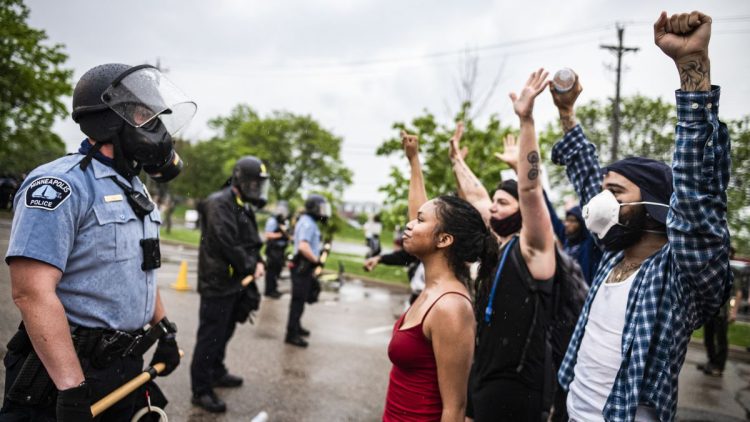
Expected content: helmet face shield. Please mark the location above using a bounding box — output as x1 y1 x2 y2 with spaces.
238 177 269 207
101 67 196 135
319 202 332 219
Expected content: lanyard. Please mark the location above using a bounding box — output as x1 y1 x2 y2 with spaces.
483 236 517 324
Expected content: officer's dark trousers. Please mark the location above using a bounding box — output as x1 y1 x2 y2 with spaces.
0 348 143 421
265 251 284 295
704 312 729 371
191 292 240 395
286 268 313 337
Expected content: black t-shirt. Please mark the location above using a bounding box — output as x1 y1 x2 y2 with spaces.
472 238 553 391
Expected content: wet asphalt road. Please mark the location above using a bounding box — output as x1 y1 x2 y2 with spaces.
1 218 750 421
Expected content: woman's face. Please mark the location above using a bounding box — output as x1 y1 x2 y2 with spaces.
403 200 442 257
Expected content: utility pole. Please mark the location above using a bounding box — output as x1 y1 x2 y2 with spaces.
600 23 638 161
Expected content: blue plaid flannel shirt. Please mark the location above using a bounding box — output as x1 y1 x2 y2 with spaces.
551 86 733 422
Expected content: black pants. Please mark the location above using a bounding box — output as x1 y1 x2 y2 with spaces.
265 248 285 295
468 379 544 422
190 292 240 395
704 312 729 371
286 269 313 337
0 348 143 421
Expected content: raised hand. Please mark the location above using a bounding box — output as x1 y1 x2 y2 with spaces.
654 11 712 91
494 133 519 171
549 72 583 115
401 130 419 161
448 121 468 163
509 68 549 120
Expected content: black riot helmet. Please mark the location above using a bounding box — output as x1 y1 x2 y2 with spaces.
231 156 269 208
71 63 196 182
304 194 331 223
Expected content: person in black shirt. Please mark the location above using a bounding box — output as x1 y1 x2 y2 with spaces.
449 69 557 421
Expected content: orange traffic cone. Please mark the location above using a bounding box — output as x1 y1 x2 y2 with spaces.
171 260 190 291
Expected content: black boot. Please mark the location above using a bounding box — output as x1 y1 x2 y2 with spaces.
285 334 308 348
213 373 244 388
192 391 227 413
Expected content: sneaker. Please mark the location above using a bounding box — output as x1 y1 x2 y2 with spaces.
285 335 309 348
213 373 243 388
191 391 227 413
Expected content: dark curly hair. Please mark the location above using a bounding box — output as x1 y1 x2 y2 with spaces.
432 195 499 287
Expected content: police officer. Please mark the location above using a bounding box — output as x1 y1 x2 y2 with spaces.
285 194 330 348
2 63 192 421
190 156 268 413
264 201 290 299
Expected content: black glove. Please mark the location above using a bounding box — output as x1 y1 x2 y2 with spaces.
149 334 180 376
56 381 93 422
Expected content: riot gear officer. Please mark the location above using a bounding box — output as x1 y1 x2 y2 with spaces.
190 156 267 413
2 63 194 421
286 194 330 347
264 201 290 299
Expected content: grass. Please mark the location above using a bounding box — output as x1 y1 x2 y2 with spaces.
334 222 396 247
692 321 750 348
160 226 201 245
327 251 408 286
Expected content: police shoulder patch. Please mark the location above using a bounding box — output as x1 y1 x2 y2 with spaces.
25 176 72 211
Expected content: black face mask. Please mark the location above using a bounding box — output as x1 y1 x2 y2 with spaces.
489 211 522 237
116 119 183 183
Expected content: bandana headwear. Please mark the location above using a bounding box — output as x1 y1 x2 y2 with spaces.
603 157 673 225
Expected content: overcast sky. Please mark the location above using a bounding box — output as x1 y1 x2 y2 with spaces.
25 0 750 203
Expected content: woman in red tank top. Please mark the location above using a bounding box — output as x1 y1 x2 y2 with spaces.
383 130 499 422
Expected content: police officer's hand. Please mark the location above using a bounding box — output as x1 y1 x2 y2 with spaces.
56 382 93 421
150 334 180 376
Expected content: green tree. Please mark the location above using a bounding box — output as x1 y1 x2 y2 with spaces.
170 105 353 205
0 0 73 174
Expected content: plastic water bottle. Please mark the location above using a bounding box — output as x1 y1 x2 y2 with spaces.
552 68 576 93
251 411 269 422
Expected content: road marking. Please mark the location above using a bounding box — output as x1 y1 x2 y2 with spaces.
365 325 392 335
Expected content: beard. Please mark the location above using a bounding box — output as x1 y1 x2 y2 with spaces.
600 205 648 252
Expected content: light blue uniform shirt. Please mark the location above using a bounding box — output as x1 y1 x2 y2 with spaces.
5 154 161 331
293 214 321 257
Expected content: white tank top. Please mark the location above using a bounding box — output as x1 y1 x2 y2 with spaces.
567 268 658 422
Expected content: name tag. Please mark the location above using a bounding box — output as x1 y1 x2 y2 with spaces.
104 194 123 203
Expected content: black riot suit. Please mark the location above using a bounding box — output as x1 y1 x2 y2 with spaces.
264 201 290 298
190 156 267 413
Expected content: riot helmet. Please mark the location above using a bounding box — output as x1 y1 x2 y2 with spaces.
275 200 290 221
71 63 196 182
231 156 269 207
304 194 331 223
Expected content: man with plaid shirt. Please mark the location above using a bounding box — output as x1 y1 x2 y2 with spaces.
549 11 733 422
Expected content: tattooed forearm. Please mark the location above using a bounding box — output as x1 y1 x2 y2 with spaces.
527 151 540 181
559 112 577 133
677 56 711 91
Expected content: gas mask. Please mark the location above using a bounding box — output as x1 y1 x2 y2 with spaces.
101 65 196 182
583 190 669 251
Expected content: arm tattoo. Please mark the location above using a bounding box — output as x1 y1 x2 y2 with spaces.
678 58 711 91
527 151 540 181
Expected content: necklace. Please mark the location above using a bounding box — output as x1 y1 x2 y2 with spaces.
607 261 642 284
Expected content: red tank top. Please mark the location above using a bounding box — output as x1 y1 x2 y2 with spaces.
383 291 472 422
